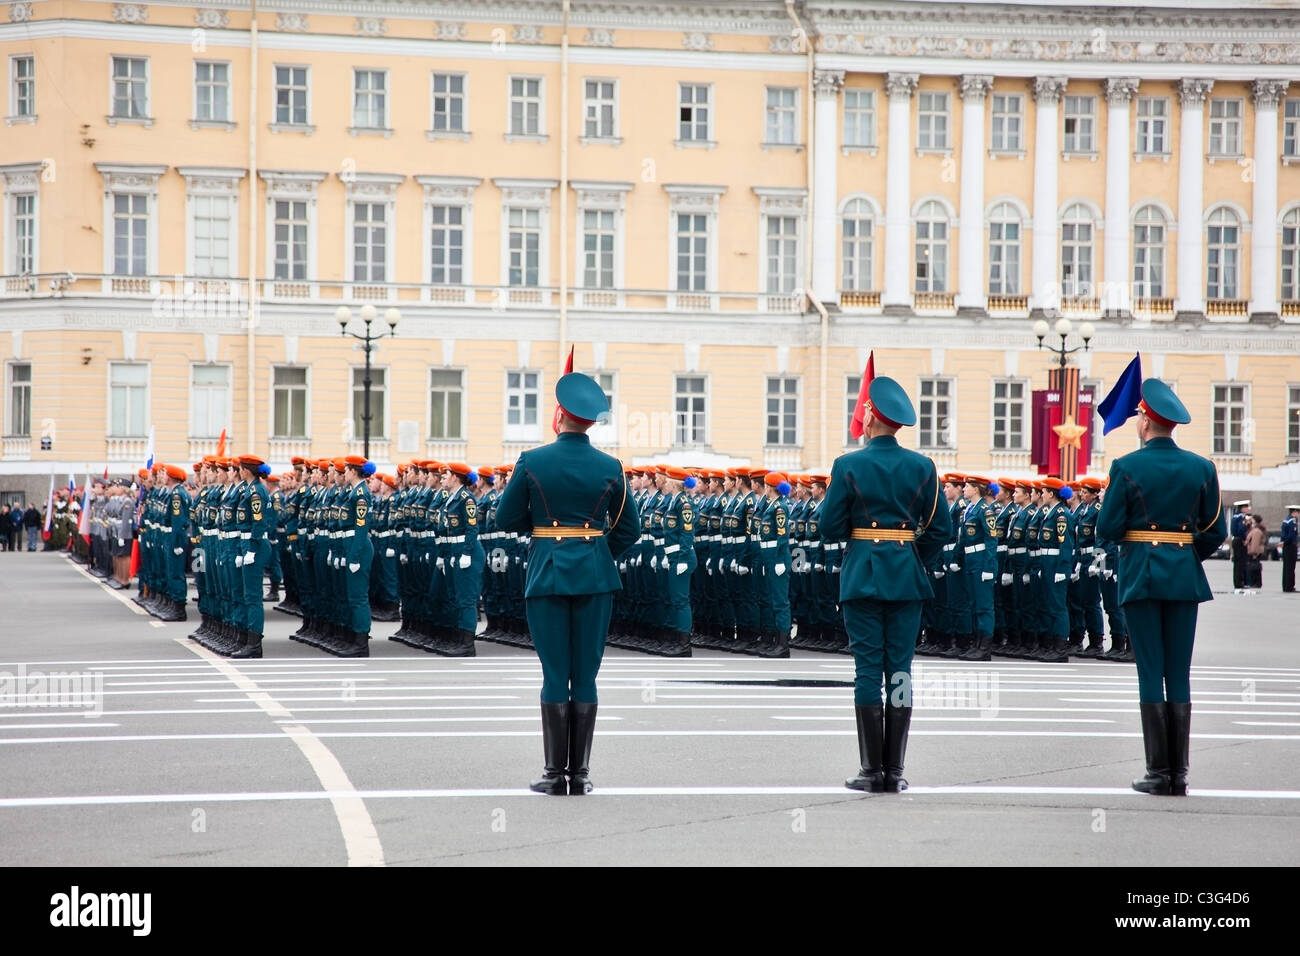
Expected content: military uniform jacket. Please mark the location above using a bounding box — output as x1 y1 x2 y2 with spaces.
1035 502 1074 579
661 491 696 567
1282 515 1298 545
440 486 481 560
167 485 191 552
995 502 1016 574
818 435 952 602
344 480 371 561
758 494 791 567
494 432 641 597
1095 436 1227 604
959 498 997 574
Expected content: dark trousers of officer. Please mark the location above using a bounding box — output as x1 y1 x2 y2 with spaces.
964 566 994 638
1231 538 1246 588
446 557 482 632
842 599 921 707
1283 542 1297 592
243 539 270 634
346 539 374 633
1122 599 1197 703
528 592 612 703
166 542 186 602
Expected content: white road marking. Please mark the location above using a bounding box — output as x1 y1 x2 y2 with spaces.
0 723 120 730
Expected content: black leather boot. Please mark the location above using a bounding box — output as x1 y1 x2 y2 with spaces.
1132 702 1172 794
757 627 790 659
845 705 885 792
567 701 598 795
530 702 570 795
263 582 280 603
959 635 992 662
1167 702 1191 796
229 631 263 659
883 705 913 793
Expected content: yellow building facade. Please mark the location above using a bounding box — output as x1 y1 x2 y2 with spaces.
3 0 1300 501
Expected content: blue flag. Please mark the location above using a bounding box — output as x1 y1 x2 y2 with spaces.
1097 353 1143 435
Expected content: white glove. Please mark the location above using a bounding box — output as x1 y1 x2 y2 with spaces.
1022 574 1031 584
676 562 688 575
736 565 750 576
1086 563 1099 577
435 557 445 570
349 562 360 574
814 563 825 571
385 548 395 558
1053 573 1067 584
400 554 408 564
117 538 125 548
235 554 244 567
706 567 713 576
1000 573 1013 586
458 554 471 569
704 558 713 572
831 565 841 574
1102 569 1114 580
1070 566 1081 582
980 572 994 582
244 552 255 565
934 570 945 579
619 561 627 572
774 563 786 576
326 550 333 563
173 547 183 555
948 563 960 572
729 560 738 573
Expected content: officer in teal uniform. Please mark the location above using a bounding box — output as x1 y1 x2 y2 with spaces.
162 464 191 621
819 377 952 793
658 467 696 656
957 475 997 661
226 456 271 658
1095 379 1227 796
494 372 641 796
1035 477 1075 662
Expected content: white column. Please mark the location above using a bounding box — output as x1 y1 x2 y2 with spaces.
882 72 918 311
812 70 844 305
957 75 992 313
1030 77 1067 316
1250 79 1288 321
1176 78 1214 318
1103 78 1138 317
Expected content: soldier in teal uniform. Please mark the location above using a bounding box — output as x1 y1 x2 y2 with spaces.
494 372 641 796
1095 379 1227 796
160 464 191 621
957 475 997 661
1073 478 1107 657
658 467 697 656
819 377 952 793
1034 477 1075 662
757 472 792 658
433 462 483 656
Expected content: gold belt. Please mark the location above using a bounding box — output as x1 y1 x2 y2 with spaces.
533 526 604 539
850 528 917 542
1122 530 1193 545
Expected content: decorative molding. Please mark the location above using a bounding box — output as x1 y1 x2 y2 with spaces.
512 24 545 44
415 174 482 204
584 28 616 47
1253 79 1289 110
1032 76 1068 105
663 183 727 213
813 70 845 98
753 186 808 216
435 21 468 41
1178 78 1215 107
94 162 167 194
958 74 993 101
0 161 44 191
274 12 309 33
355 17 387 37
258 169 327 200
570 180 634 210
1104 77 1140 105
194 8 229 30
885 72 918 100
493 177 558 207
683 32 714 52
176 166 246 194
339 171 405 199
9 2 33 22
441 338 456 367
112 4 148 25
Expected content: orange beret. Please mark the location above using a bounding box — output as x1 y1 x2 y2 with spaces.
811 474 829 484
344 455 367 467
1079 478 1103 491
265 473 280 484
445 461 472 476
163 464 187 481
137 468 150 478
381 473 398 488
764 472 787 487
663 466 689 480
238 454 265 468
1041 477 1065 492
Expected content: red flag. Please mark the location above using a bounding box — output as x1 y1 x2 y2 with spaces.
102 463 109 480
849 351 876 440
129 539 141 579
216 428 227 457
551 345 576 434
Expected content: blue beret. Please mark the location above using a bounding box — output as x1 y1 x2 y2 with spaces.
865 376 917 428
257 463 271 477
482 473 495 486
361 461 376 477
777 481 791 496
988 482 1000 497
1059 485 1073 501
1139 378 1191 426
555 372 610 425
467 470 478 484
683 476 697 490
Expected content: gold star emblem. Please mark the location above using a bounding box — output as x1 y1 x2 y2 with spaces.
1054 414 1087 449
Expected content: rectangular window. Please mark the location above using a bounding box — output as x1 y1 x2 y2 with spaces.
765 87 797 144
190 364 229 438
1212 384 1248 455
109 362 148 437
678 83 711 142
1063 95 1096 153
506 207 541 287
6 363 31 437
351 367 386 440
351 202 387 282
431 73 465 132
1285 100 1300 158
914 215 948 293
112 193 148 276
509 76 542 136
192 194 232 278
111 56 148 119
990 93 1023 152
765 377 798 446
581 209 615 289
273 199 308 280
1209 98 1243 156
765 215 799 294
1283 214 1299 301
992 379 1026 451
429 369 464 440
274 66 309 126
271 366 308 439
845 375 862 446
1136 97 1168 154
583 79 617 139
353 69 387 129
918 378 953 450
194 61 229 122
842 89 875 147
675 212 708 292
11 55 34 118
1288 385 1300 459
988 217 1020 295
13 193 36 275
917 91 949 150
505 370 540 429
674 375 707 446
429 205 464 285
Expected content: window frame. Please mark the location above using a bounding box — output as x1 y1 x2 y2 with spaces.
842 88 876 149
107 361 151 439
1205 206 1242 301
916 90 950 152
5 361 32 438
1287 384 1300 460
990 92 1024 154
1208 97 1244 158
188 362 232 440
428 201 468 287
986 201 1022 296
7 187 38 276
192 59 233 127
578 206 619 291
9 54 35 121
270 364 311 441
764 86 799 147
1062 94 1097 155
764 375 800 448
581 77 619 142
428 367 466 441
507 74 546 140
1060 202 1096 299
845 374 865 447
1284 99 1300 159
1135 96 1169 156
762 213 801 295
349 365 390 442
991 378 1029 452
673 374 709 448
1132 204 1168 301
350 67 390 133
913 200 950 293
271 197 311 282
346 198 393 284
504 368 543 442
108 54 151 125
429 71 468 137
917 376 955 451
1281 206 1300 302
676 82 714 145
1211 383 1250 456
271 63 312 131
839 197 875 292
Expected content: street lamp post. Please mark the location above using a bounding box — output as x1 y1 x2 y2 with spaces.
336 304 399 460
1032 317 1095 481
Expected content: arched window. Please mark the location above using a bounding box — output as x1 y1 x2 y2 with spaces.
1281 207 1300 302
914 200 948 293
987 202 1021 295
1206 207 1241 300
1060 203 1094 299
840 198 874 291
1132 205 1167 300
